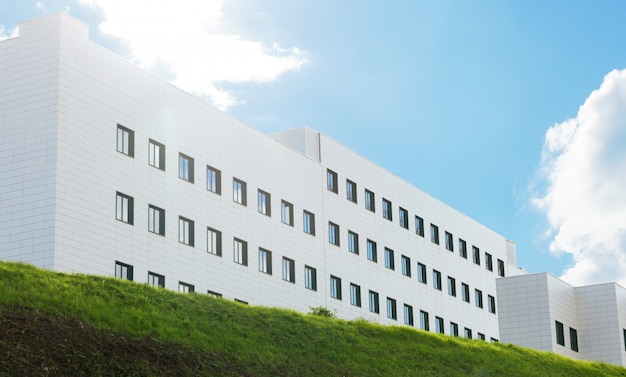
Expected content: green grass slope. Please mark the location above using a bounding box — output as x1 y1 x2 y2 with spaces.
0 261 624 377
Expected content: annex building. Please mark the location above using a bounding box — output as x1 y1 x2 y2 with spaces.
1 13 625 367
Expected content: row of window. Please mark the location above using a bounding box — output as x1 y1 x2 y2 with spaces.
555 320 579 352
326 168 506 277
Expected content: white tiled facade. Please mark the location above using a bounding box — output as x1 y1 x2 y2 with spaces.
497 273 626 366
0 13 518 341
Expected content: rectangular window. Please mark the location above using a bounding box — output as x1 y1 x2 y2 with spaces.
367 239 377 262
233 238 247 265
477 333 486 341
384 248 395 270
206 165 221 194
115 261 133 281
445 232 453 251
328 222 340 246
365 189 375 212
459 239 467 258
327 169 338 193
178 217 194 246
369 291 380 314
207 290 222 297
304 266 317 291
624 329 626 351
430 224 439 244
148 139 165 170
148 205 165 236
346 180 357 203
235 299 248 305
382 199 393 221
258 190 271 216
116 192 134 225
447 276 456 297
433 270 442 290
498 259 505 277
473 246 481 265
348 231 359 254
207 227 222 256
148 272 165 288
485 253 493 271
330 275 342 300
556 321 565 346
464 328 473 339
435 317 444 334
233 178 247 206
116 124 134 157
570 328 579 351
387 297 397 320
415 216 424 237
462 283 470 303
488 295 496 314
282 257 295 283
401 255 411 277
178 281 194 293
350 283 361 307
420 311 430 331
281 201 294 226
303 210 315 235
404 304 414 326
418 263 427 284
259 248 272 275
178 153 194 183
399 207 409 229
450 322 459 337
475 289 483 308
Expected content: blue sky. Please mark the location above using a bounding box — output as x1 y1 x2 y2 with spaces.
3 0 626 286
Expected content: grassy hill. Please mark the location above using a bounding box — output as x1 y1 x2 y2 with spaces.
0 261 624 376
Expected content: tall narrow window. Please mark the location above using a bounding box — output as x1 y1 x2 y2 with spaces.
430 224 439 244
555 321 565 346
498 259 505 277
178 153 194 183
485 253 493 271
447 276 456 297
233 238 247 265
464 328 473 339
384 248 395 270
462 283 470 303
387 298 397 320
415 216 424 237
350 283 361 307
401 255 411 277
116 124 134 157
327 169 338 193
115 261 133 281
281 201 294 226
282 257 295 283
207 227 222 256
207 290 222 298
116 192 134 225
404 304 414 326
303 210 315 235
259 248 272 275
399 207 409 229
305 266 317 291
488 295 496 314
435 317 444 334
433 270 442 290
148 272 165 288
148 205 165 236
346 180 357 203
330 275 342 300
473 246 481 265
459 239 468 258
475 289 483 308
445 232 453 251
328 222 340 246
258 190 271 216
348 231 359 254
367 239 378 262
382 199 393 221
148 139 165 170
206 165 221 194
369 291 380 313
365 189 375 212
450 322 459 337
178 282 194 293
179 217 194 246
570 328 578 352
420 311 430 331
233 178 247 206
418 263 427 284
477 333 486 341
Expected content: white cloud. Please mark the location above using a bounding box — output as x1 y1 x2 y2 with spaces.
79 0 307 110
533 69 626 286
0 24 19 41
